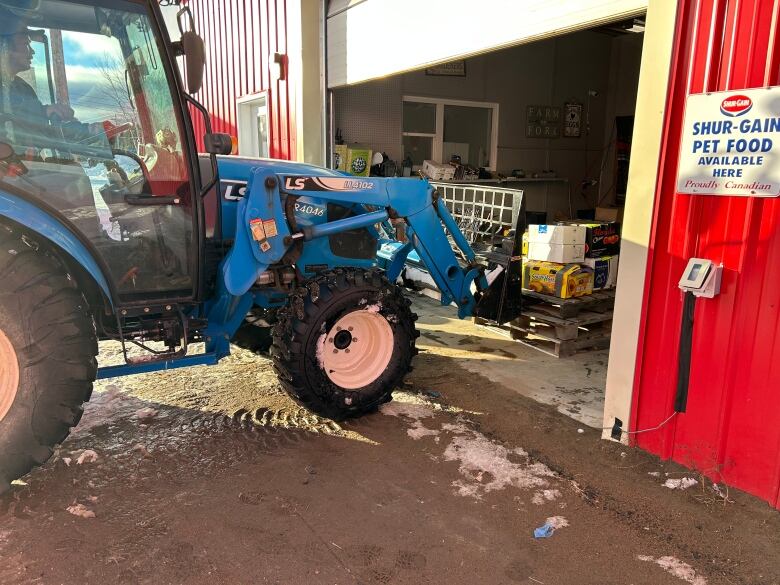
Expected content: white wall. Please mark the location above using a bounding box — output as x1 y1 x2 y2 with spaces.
334 29 644 216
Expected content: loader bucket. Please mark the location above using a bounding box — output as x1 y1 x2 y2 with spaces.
473 264 523 325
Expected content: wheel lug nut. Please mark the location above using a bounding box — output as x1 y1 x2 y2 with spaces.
348 326 354 331
328 338 334 343
336 326 342 331
345 349 350 353
333 349 338 354
352 338 358 342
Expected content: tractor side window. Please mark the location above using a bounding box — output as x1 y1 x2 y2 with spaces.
0 1 196 302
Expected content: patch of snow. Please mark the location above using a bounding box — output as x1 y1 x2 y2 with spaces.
532 489 561 505
380 401 436 420
315 332 328 367
636 555 707 585
381 401 439 440
545 516 569 529
384 399 557 499
442 427 555 499
364 303 382 314
664 477 698 490
407 422 439 440
648 471 661 477
62 457 72 467
66 504 96 519
76 450 98 465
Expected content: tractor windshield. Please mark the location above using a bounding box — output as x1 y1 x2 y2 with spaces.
0 0 196 302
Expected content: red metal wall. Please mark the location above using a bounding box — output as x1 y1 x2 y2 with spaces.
633 0 780 508
187 0 296 159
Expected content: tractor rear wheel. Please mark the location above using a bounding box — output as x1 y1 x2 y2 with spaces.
272 268 418 420
0 228 97 493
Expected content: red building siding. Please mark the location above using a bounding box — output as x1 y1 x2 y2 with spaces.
187 0 296 159
633 0 780 508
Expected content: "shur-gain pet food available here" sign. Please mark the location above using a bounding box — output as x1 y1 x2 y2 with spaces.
676 86 780 197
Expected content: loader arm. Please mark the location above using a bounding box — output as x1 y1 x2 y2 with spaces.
220 169 488 318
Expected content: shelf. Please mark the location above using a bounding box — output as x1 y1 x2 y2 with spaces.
436 177 569 184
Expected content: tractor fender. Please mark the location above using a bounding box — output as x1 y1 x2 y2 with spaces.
0 190 113 305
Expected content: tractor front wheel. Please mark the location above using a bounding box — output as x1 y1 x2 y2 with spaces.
272 269 418 420
0 228 97 493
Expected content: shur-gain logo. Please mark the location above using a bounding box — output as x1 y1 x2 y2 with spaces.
720 95 753 117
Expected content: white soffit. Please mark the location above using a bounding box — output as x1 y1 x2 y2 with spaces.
327 0 648 88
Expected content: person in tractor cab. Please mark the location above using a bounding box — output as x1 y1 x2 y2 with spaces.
0 9 109 153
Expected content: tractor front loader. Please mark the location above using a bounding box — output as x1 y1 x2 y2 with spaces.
0 0 519 492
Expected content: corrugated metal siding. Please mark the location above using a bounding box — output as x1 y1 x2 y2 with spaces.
187 0 296 159
634 0 780 508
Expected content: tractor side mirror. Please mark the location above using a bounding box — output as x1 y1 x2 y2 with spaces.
204 133 233 155
174 7 206 94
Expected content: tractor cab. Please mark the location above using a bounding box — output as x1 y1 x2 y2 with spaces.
0 0 204 304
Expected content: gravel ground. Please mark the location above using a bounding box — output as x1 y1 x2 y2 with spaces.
0 296 777 585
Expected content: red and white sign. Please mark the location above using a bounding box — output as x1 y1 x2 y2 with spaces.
677 86 780 197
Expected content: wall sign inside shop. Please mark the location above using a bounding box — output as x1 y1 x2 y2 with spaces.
677 86 780 196
425 61 466 77
564 103 582 137
526 105 560 138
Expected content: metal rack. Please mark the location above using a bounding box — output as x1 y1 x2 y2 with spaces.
431 182 523 245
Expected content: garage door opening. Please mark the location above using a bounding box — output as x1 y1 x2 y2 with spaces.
328 19 645 429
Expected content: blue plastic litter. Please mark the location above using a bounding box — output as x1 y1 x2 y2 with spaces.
534 522 555 538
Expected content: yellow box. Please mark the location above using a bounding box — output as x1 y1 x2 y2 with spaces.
346 145 372 177
522 260 593 299
522 231 528 256
334 144 347 171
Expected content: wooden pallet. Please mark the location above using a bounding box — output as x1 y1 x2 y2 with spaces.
474 290 615 358
512 327 612 358
521 288 616 319
514 309 612 341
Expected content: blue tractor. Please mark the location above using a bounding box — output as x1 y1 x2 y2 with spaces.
0 0 517 491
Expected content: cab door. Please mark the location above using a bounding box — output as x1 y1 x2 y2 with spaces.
0 0 200 305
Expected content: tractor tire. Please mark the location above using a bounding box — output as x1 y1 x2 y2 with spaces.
272 268 418 420
0 229 98 494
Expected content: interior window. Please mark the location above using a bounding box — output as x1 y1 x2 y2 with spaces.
0 0 195 301
402 98 497 170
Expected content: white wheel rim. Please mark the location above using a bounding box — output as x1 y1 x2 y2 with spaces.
319 309 394 389
0 328 19 422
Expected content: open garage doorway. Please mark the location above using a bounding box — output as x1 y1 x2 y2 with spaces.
327 17 647 429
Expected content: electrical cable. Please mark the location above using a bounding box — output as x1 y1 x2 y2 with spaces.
599 411 678 435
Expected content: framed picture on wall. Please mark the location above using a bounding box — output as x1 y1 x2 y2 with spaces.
426 61 467 77
564 102 583 137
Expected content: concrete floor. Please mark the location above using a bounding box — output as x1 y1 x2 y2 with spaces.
412 294 608 429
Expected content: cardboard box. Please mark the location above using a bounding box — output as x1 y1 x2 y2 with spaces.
595 206 624 223
583 255 619 289
575 221 621 257
346 145 372 176
422 160 456 181
523 261 594 299
528 242 585 263
334 144 347 171
528 224 586 246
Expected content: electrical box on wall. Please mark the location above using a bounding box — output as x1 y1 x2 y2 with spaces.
677 258 723 298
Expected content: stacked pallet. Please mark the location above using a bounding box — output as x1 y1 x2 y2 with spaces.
475 289 615 358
